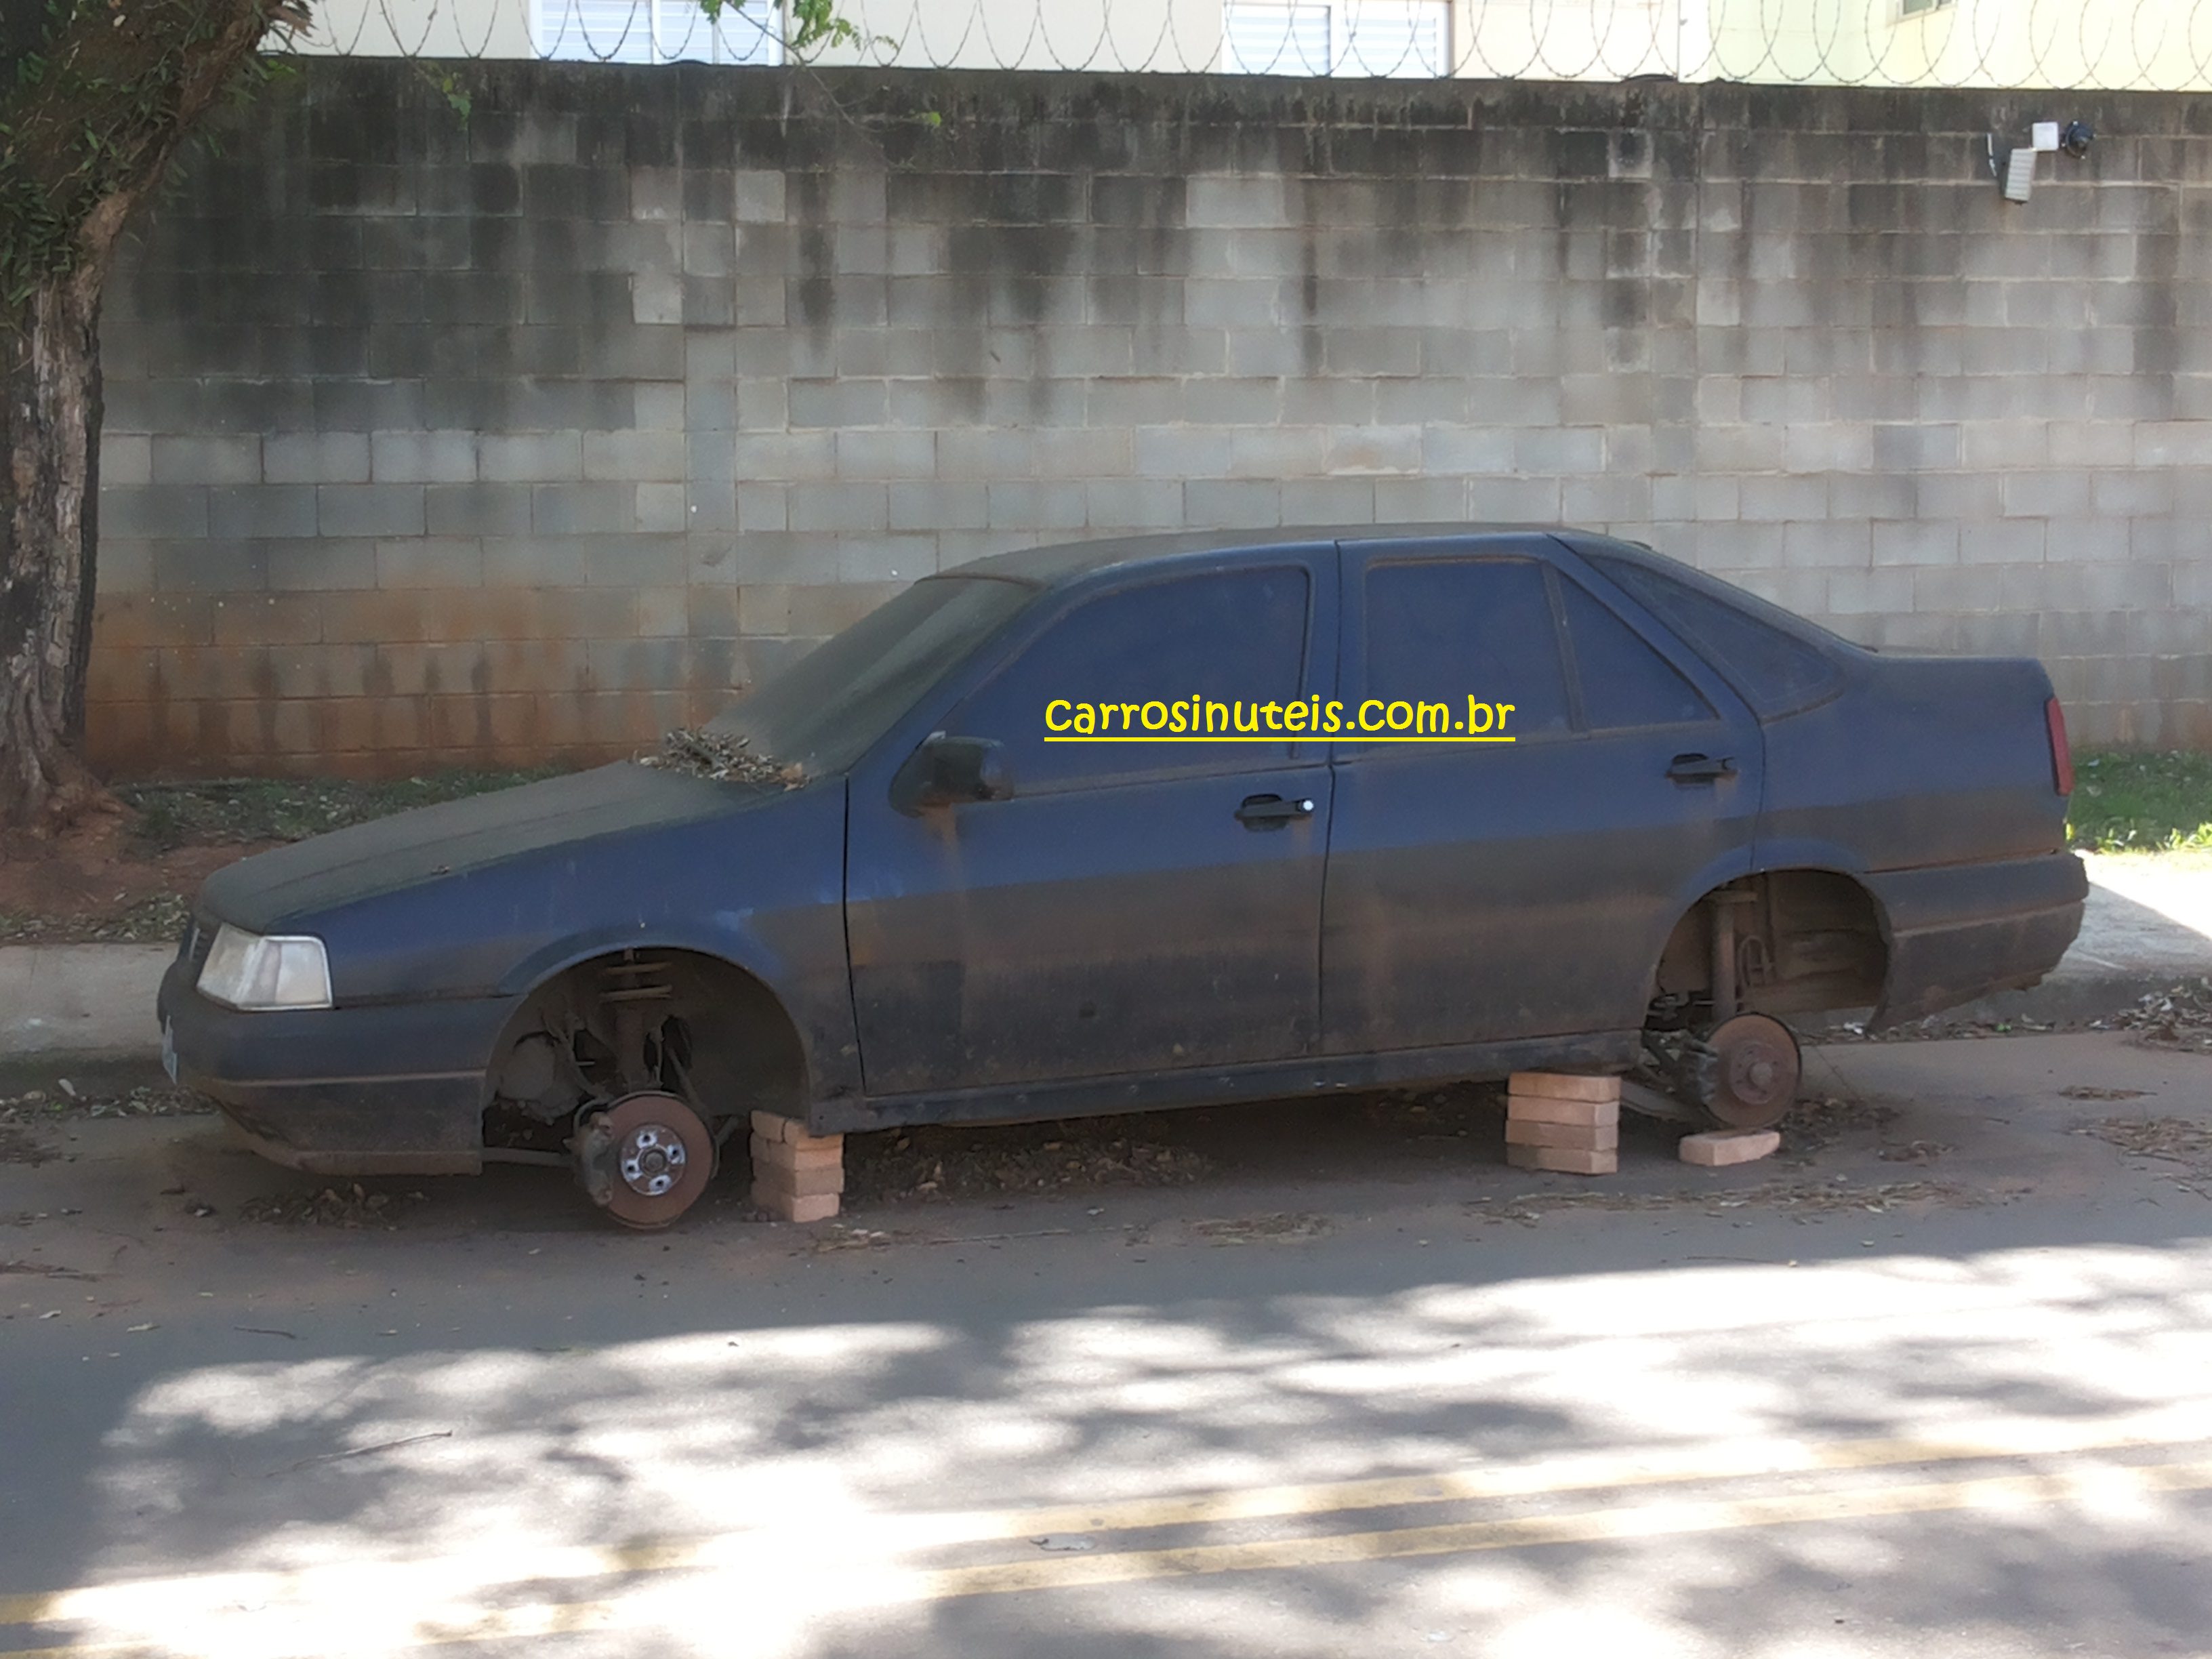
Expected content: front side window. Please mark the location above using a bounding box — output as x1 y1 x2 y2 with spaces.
1358 558 1572 743
951 567 1312 794
708 576 1034 775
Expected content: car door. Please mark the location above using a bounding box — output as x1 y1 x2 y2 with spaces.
846 549 1338 1097
1321 536 1763 1053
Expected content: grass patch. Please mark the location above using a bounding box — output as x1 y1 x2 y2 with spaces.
117 769 568 853
2069 750 2212 853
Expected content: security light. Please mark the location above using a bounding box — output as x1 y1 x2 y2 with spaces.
1986 119 2091 203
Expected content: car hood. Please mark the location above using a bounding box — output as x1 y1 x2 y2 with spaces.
199 762 783 933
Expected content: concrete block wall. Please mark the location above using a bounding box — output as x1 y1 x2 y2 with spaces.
91 66 2212 774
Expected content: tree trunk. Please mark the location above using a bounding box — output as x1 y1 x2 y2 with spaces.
1 264 106 826
0 0 307 827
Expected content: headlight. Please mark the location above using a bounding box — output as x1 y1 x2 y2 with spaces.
196 924 333 1011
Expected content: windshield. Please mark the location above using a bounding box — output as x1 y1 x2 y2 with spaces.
706 575 1037 775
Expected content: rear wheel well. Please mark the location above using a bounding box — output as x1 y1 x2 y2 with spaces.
1648 870 1887 1028
480 949 808 1155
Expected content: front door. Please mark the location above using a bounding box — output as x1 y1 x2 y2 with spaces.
848 552 1337 1097
1322 538 1765 1053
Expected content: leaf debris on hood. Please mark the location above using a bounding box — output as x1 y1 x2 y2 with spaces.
638 728 807 789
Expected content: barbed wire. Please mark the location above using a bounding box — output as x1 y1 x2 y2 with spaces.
286 0 2212 90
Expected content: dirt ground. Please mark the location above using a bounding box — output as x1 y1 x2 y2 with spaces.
0 771 554 944
0 812 269 945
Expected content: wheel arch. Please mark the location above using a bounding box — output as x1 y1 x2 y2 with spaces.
1647 864 1893 1023
480 941 812 1132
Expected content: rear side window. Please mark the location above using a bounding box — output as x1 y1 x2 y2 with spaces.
951 567 1310 792
1586 554 1841 718
1557 579 1715 730
1361 558 1572 739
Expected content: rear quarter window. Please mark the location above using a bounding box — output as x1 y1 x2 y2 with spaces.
1585 553 1843 719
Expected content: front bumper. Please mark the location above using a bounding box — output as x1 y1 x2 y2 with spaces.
1866 851 2089 1027
158 958 519 1176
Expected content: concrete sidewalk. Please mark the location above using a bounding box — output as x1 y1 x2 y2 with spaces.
0 943 174 1059
3 855 2208 1059
1950 853 2212 1025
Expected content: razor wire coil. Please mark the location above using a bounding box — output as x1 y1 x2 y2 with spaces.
289 0 2212 91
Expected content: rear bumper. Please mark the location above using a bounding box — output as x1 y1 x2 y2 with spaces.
1865 851 2088 1027
158 959 516 1176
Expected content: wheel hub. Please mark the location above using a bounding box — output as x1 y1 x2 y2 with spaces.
618 1125 688 1197
577 1090 714 1229
1700 1012 1803 1131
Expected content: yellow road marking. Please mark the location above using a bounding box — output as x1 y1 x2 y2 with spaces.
9 1457 2209 1658
916 1458 2212 1599
5 1409 2210 1646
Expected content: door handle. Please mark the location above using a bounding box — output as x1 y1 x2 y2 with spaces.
1666 753 1736 785
1236 793 1316 828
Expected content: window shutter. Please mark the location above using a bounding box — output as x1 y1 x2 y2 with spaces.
1223 1 1333 75
1334 0 1448 77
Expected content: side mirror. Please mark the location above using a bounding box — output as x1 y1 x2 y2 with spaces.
893 734 1012 814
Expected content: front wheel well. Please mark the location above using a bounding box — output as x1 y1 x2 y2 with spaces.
480 948 808 1154
1649 869 1887 1027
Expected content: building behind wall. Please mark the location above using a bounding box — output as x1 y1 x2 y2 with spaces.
293 0 2212 87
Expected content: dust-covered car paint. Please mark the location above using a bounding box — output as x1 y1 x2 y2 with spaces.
159 527 2085 1189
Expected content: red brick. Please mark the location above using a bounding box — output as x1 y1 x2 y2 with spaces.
750 1110 838 1147
756 1189 840 1224
1507 1094 1620 1128
1679 1130 1780 1167
1507 1071 1622 1104
1506 1145 1618 1176
750 1133 842 1171
754 1160 845 1200
1504 1119 1618 1151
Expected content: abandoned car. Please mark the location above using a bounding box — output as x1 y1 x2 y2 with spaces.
159 527 2087 1225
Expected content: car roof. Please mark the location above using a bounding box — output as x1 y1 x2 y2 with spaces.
940 524 1651 588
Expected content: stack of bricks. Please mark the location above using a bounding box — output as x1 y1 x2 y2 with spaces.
750 1111 844 1223
1504 1073 1620 1176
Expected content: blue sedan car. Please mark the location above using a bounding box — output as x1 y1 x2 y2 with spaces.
160 527 2087 1225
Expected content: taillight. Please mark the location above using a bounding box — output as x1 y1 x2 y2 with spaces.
2045 696 2074 796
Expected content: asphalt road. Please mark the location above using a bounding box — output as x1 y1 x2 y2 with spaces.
3 1031 2210 1658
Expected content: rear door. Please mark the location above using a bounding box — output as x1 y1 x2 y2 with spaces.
1321 537 1764 1052
847 549 1338 1095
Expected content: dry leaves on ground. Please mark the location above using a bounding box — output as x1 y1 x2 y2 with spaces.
0 1083 212 1124
2093 980 2212 1054
844 1122 1212 1204
2081 1115 2212 1170
1191 1212 1334 1246
0 1126 55 1166
1780 1093 1900 1155
1475 1176 1971 1227
239 1184 430 1227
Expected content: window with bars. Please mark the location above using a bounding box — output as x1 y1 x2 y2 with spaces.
1223 0 1450 77
536 0 783 63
